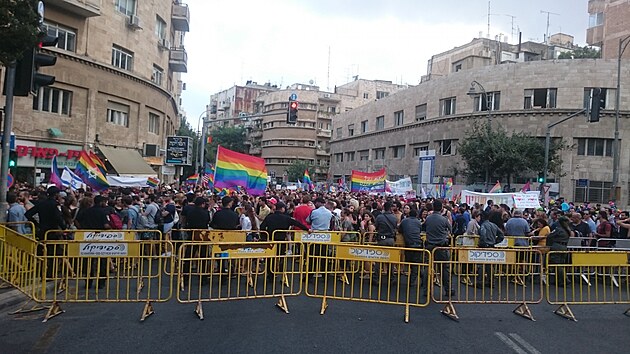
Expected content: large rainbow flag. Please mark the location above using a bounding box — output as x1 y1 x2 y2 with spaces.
351 168 386 193
214 146 267 195
75 151 109 191
303 170 314 190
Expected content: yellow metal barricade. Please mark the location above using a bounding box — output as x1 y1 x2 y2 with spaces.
1 221 36 239
0 224 47 314
546 250 630 321
177 241 303 320
305 242 431 322
432 247 543 321
38 229 173 322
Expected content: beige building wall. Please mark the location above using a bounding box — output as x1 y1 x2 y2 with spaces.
587 0 630 59
330 59 630 207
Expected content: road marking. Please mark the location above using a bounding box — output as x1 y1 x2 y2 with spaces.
31 323 61 353
495 332 528 354
509 333 541 354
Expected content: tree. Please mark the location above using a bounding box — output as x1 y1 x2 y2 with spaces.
205 126 247 162
286 160 313 182
458 122 566 186
558 46 600 59
0 1 40 65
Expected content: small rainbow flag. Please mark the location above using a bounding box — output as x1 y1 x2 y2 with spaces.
214 146 267 195
351 168 386 193
489 181 502 193
186 173 199 184
303 170 314 190
147 177 160 188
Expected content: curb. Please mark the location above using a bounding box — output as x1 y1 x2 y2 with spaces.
0 281 55 312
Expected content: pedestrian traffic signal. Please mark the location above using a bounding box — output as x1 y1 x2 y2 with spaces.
9 150 18 168
537 172 544 184
287 100 298 124
12 30 58 97
589 88 603 123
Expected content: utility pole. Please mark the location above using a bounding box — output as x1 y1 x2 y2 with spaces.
540 10 560 45
0 64 16 222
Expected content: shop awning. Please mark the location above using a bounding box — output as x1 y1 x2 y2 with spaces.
98 146 157 178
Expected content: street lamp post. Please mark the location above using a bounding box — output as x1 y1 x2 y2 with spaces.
467 80 492 191
613 35 630 203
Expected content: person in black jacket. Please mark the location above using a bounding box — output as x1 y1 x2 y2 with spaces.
260 202 309 280
25 186 66 241
547 216 572 286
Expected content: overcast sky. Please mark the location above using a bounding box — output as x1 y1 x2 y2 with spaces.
181 0 589 127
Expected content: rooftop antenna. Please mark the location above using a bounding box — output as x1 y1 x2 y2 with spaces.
540 10 560 45
503 14 517 43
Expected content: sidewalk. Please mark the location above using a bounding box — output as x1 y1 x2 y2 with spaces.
0 281 55 311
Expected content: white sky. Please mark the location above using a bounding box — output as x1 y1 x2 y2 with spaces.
181 0 589 127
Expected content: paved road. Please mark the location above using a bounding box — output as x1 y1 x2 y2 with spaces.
0 290 628 354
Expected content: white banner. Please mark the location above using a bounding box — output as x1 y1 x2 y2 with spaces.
512 193 542 209
106 176 149 188
386 177 413 195
461 190 539 208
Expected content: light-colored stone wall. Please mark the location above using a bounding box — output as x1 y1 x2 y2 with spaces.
330 59 630 207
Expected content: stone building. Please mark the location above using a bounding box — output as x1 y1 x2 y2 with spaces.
587 0 630 59
1 0 189 184
330 59 630 207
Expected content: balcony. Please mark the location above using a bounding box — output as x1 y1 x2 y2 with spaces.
249 130 262 138
316 149 330 156
249 147 262 155
46 0 101 17
169 47 188 72
171 2 190 32
317 129 331 138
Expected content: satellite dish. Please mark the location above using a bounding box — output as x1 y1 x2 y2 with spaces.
309 79 314 85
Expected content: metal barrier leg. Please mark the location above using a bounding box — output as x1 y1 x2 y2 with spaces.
624 308 630 317
140 301 154 322
9 299 48 315
42 301 64 323
513 303 535 321
441 302 459 322
554 304 577 322
195 301 204 320
276 295 289 314
320 297 328 315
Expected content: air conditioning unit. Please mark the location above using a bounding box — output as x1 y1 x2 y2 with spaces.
158 38 170 50
144 144 159 157
127 15 141 30
324 93 331 98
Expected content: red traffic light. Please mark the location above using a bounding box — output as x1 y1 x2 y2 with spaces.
290 101 298 109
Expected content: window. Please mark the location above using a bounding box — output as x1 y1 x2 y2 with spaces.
149 113 160 134
112 45 133 70
115 0 136 16
32 87 72 115
152 65 163 86
155 16 167 40
376 91 388 99
360 120 368 133
576 138 613 157
394 110 404 126
454 63 462 72
583 88 615 110
363 93 369 99
328 106 336 113
107 101 130 127
374 148 385 160
42 22 76 52
348 124 354 137
336 127 342 139
473 92 501 111
588 12 604 28
524 88 557 109
376 116 384 130
392 145 405 158
574 180 611 203
415 104 427 121
334 153 343 163
345 152 355 161
413 145 429 157
359 150 369 161
438 140 456 155
439 97 456 116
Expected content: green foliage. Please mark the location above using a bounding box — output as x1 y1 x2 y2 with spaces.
0 1 40 65
286 160 313 182
458 122 566 184
205 126 247 162
558 46 600 59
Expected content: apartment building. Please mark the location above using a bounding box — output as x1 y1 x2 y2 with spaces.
587 0 630 59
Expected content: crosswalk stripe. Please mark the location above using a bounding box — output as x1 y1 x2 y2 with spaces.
495 332 528 354
509 333 541 354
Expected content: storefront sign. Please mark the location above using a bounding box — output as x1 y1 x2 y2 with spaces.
165 136 193 165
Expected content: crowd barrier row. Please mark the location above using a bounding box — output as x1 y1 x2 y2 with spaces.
1 225 629 323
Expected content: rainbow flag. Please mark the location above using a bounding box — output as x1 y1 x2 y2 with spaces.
214 146 267 196
75 151 109 191
351 168 386 193
186 173 199 184
489 181 502 193
147 177 160 188
303 170 314 190
89 151 107 176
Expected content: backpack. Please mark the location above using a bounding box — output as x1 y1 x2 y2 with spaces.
129 206 146 229
453 214 466 236
329 214 341 231
150 203 164 226
108 212 124 229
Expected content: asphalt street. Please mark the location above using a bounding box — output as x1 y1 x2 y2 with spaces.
0 286 629 354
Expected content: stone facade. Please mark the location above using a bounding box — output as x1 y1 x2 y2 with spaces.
1 0 189 182
330 59 630 207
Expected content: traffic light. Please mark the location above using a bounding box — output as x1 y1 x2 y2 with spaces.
589 88 603 123
12 30 58 96
537 172 544 184
287 100 298 124
9 151 18 168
